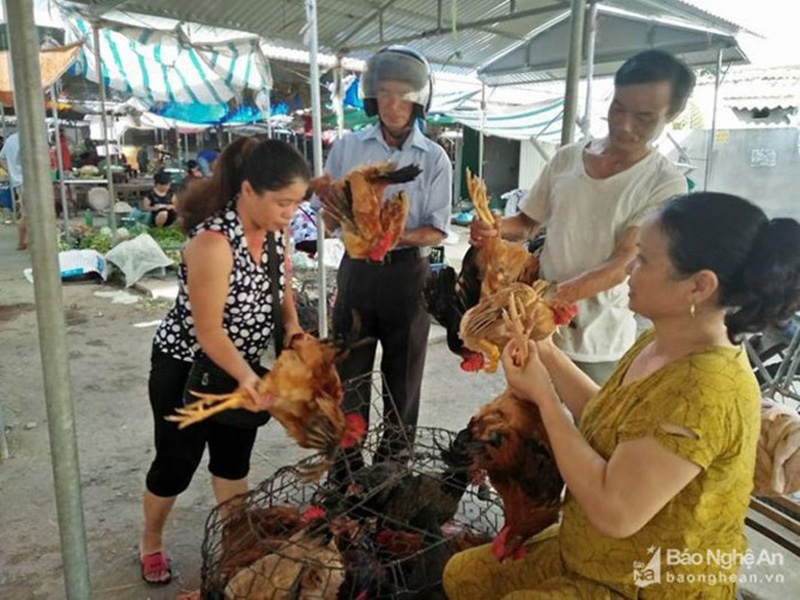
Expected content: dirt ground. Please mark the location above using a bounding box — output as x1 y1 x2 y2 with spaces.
0 224 507 599
1 223 798 599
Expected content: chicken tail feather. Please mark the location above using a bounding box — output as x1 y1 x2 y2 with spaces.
370 164 422 185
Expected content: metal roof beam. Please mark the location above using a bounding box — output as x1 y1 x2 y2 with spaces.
334 0 397 47
346 2 564 51
332 0 526 49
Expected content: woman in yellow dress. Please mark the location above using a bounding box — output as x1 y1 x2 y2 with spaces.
444 192 800 599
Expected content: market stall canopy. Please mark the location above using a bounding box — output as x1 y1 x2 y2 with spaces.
67 0 744 72
67 17 271 105
443 97 565 142
0 42 82 106
478 4 748 86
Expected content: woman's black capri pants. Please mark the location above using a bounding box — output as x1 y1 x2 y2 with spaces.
145 347 258 497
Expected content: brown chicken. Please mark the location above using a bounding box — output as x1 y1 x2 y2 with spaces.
224 527 345 599
459 281 578 373
312 162 421 262
167 333 367 472
466 168 539 298
465 389 563 562
219 505 305 579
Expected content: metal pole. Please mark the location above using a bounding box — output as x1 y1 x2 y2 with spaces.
582 1 598 138
92 24 116 236
4 0 91 597
704 48 723 191
265 90 273 139
478 83 486 179
50 86 70 244
453 135 463 206
334 55 345 139
306 0 327 337
1 103 6 138
561 0 587 146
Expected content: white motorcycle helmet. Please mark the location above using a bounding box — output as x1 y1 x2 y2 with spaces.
360 45 433 119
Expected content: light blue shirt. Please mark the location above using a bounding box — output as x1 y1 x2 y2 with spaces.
0 133 23 187
314 124 452 236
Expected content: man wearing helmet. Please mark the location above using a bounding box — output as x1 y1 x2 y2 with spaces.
320 46 452 462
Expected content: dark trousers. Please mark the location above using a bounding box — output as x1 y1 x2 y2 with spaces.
145 348 259 497
333 253 431 462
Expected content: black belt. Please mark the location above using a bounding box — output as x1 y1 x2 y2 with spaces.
348 247 423 266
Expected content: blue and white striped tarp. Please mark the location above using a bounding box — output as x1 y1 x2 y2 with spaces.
445 98 567 142
67 17 271 105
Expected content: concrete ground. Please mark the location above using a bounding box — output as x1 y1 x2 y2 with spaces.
0 223 798 599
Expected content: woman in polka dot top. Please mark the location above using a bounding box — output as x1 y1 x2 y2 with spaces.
138 137 310 584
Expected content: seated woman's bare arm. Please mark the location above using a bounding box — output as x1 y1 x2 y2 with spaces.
502 342 701 539
537 396 701 538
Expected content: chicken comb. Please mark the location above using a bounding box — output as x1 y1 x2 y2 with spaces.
340 413 367 448
301 505 326 523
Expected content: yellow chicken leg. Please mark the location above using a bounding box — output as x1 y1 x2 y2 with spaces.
164 392 248 429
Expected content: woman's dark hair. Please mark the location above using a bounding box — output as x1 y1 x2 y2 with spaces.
657 192 800 341
153 170 172 186
615 49 696 116
177 137 310 232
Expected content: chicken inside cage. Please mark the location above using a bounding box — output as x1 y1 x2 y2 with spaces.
201 376 504 600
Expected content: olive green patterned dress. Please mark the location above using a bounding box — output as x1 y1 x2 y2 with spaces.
443 331 761 600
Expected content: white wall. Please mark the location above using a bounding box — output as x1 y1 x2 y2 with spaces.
518 139 558 189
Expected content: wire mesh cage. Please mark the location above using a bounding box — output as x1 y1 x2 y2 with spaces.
292 265 338 337
200 373 503 599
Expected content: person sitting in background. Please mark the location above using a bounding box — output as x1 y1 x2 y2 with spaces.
185 159 203 180
172 159 205 197
196 147 219 176
444 192 800 599
143 170 177 227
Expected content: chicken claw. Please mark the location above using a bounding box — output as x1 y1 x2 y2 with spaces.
165 392 250 429
502 291 531 367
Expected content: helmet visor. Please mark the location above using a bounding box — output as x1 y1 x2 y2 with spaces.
360 51 431 108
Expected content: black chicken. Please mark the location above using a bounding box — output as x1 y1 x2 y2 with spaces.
423 246 483 370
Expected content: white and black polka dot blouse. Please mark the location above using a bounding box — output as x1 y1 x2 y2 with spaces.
153 201 286 363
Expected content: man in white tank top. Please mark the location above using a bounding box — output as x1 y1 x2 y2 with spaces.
471 50 696 383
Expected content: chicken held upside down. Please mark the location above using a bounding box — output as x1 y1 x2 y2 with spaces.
459 281 578 373
466 168 539 298
167 332 367 470
458 303 564 562
424 169 545 371
464 389 563 562
311 161 421 262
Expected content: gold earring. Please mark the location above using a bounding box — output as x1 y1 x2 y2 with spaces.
690 303 696 319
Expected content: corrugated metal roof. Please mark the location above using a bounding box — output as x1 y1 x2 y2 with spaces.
67 0 745 72
697 65 800 109
479 3 747 86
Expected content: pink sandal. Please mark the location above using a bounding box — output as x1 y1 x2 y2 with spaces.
140 550 172 585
